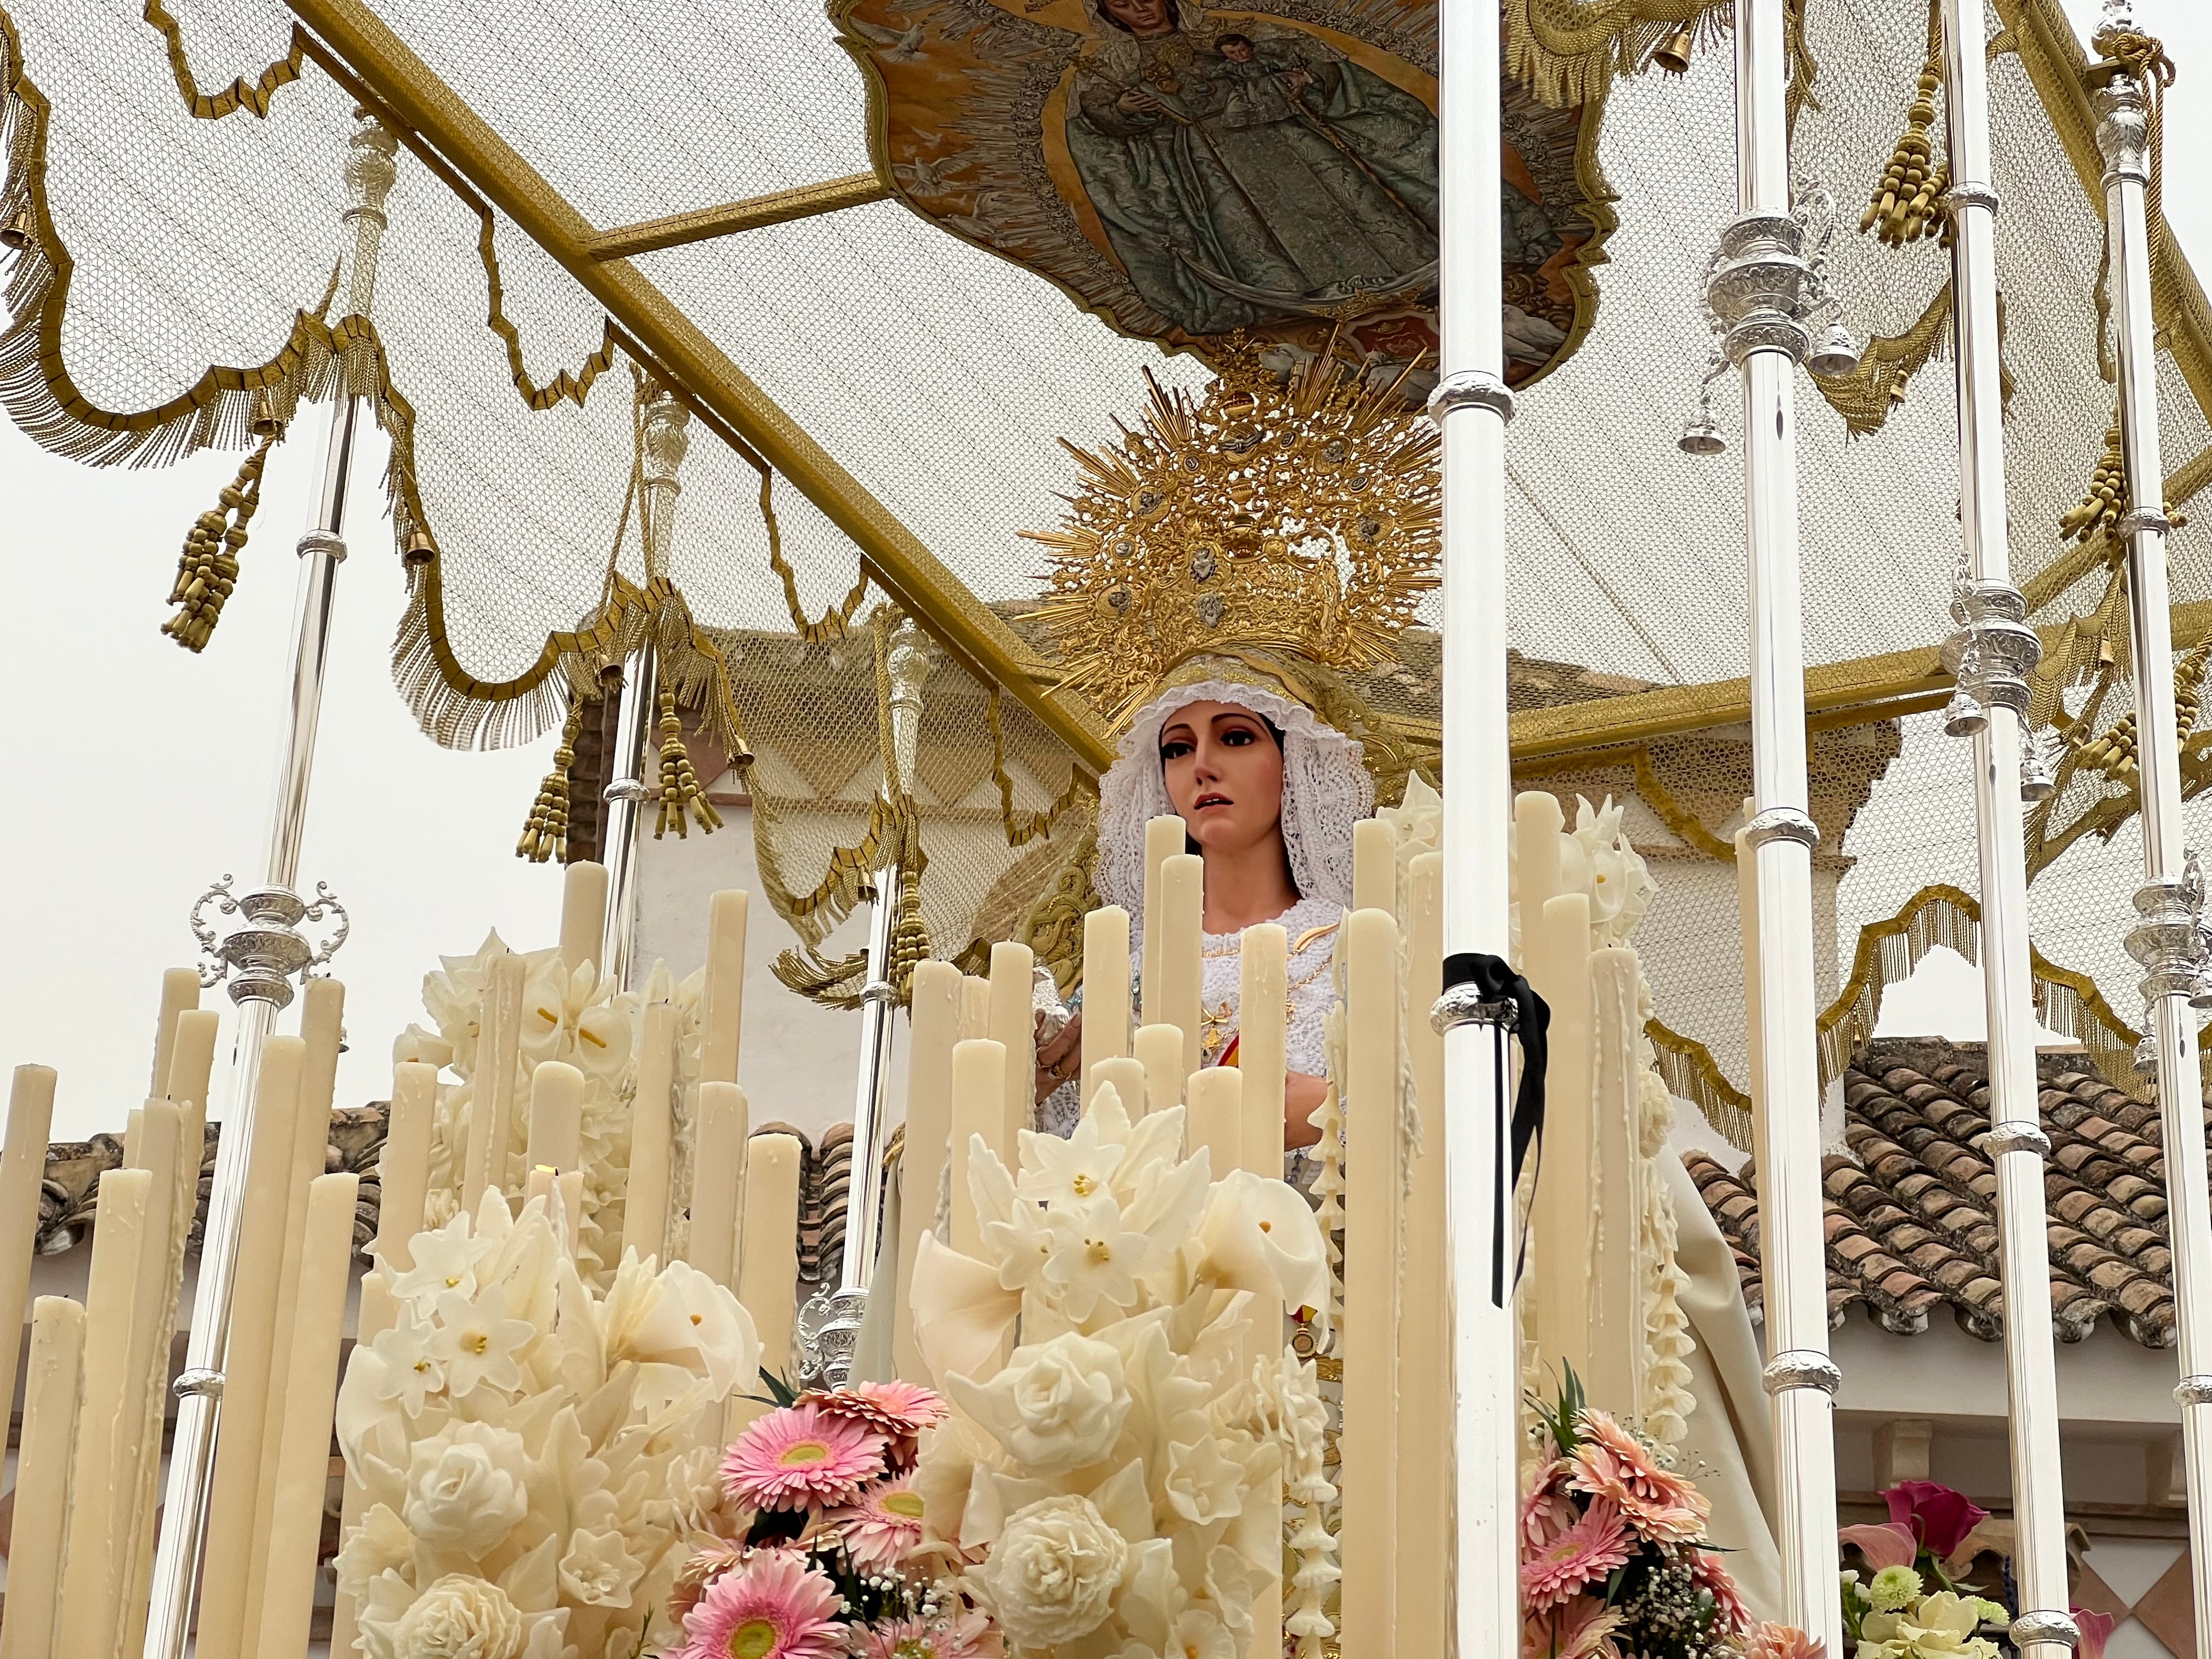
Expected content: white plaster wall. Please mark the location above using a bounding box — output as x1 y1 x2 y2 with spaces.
631 802 902 1145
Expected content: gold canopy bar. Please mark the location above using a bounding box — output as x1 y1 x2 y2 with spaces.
586 174 891 261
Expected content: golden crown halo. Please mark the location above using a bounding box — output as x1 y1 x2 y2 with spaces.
1025 342 1440 729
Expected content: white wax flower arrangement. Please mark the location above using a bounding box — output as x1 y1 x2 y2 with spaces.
906 1080 1331 1657
335 1189 760 1659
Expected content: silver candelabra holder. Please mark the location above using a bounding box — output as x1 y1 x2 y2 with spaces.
190 876 349 1008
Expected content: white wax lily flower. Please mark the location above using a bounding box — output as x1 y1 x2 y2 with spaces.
428 1283 535 1397
1041 1194 1150 1320
388 1210 499 1305
555 1526 645 1608
1165 1427 1246 1525
364 1319 445 1416
1018 1113 1127 1205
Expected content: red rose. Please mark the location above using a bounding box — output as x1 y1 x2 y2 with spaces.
1880 1480 1990 1561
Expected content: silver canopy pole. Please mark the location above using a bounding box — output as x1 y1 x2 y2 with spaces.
803 617 928 1386
1703 2 1842 1647
2095 11 2212 1652
141 112 396 1659
602 381 690 989
1425 1 1520 1655
1936 5 2078 1656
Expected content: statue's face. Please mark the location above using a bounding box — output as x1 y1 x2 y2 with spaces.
1159 701 1286 860
1099 0 1177 36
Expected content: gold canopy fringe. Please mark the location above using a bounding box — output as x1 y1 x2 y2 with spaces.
2060 416 2129 544
1809 283 1953 436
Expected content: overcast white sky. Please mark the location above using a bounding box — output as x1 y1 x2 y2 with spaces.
0 3 2206 1140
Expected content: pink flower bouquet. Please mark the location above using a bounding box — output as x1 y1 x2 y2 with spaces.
1522 1370 1808 1659
669 1375 1000 1659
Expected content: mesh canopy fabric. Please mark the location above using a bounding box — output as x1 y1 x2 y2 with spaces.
11 0 2212 1041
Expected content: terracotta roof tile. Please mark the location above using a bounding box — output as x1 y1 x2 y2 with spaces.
1685 1038 2186 1348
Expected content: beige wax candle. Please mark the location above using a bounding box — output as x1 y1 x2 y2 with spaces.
1515 789 1565 918
1090 1056 1148 1121
0 1066 57 1441
1080 905 1132 1103
165 1006 220 1111
1141 814 1184 1022
1186 1065 1242 1178
242 996 346 1656
960 973 991 1039
896 961 962 1382
1 1296 86 1659
556 1169 586 1255
526 1058 585 1171
251 1172 361 1659
1353 816 1399 917
194 1036 307 1657
948 1039 1007 1256
560 859 611 973
467 949 526 1207
701 889 749 1085
55 1166 153 1657
1528 890 1593 1378
1159 853 1204 1076
1395 853 1449 1649
115 1097 188 1627
1338 906 1404 1645
379 1060 436 1271
627 1000 679 1265
148 966 203 1097
1133 1022 1185 1116
330 1266 398 1657
1238 923 1288 1168
988 941 1036 1147
299 974 346 1120
688 1080 749 1289
732 1131 803 1430
526 1164 555 1209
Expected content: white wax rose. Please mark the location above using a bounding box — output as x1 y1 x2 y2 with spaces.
393 1573 526 1659
947 1330 1129 1474
974 1494 1130 1647
403 1421 532 1551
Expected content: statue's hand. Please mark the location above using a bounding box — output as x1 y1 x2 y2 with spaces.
1035 1008 1084 1104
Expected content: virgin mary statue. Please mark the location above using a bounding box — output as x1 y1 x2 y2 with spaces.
1020 346 1440 1170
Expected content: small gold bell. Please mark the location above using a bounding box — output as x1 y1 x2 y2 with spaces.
249 387 284 438
0 206 33 250
1654 24 1696 75
403 527 437 567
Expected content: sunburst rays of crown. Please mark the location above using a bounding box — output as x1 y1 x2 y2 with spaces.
1026 341 1440 729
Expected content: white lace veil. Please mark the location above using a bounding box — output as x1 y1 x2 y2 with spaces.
1094 669 1374 927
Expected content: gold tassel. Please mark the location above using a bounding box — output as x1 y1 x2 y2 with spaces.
162 411 282 652
1861 3 1949 248
652 688 723 839
2074 643 2212 784
516 696 584 863
2059 420 2128 545
888 876 931 1004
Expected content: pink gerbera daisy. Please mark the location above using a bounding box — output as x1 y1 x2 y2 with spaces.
833 1476 929 1570
671 1539 748 1623
1521 1467 1578 1553
678 1549 845 1659
803 1381 949 1469
723 1403 889 1512
1522 1595 1625 1659
1689 1549 1751 1636
1521 1499 1634 1609
1565 1412 1710 1545
858 1607 1002 1659
1744 1622 1825 1659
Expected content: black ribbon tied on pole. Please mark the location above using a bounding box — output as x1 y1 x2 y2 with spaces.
1442 950 1549 1307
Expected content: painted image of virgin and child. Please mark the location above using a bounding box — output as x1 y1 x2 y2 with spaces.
1066 0 1565 348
